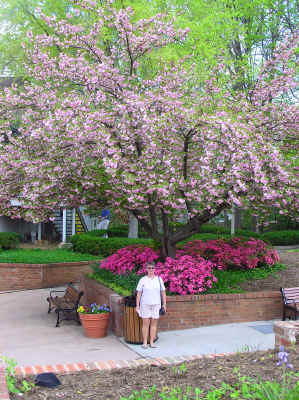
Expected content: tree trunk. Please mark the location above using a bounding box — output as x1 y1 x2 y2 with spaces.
128 212 138 238
160 237 176 260
251 215 259 233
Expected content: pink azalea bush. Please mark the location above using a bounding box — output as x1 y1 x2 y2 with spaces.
100 245 159 275
180 238 280 270
99 238 279 294
155 255 219 295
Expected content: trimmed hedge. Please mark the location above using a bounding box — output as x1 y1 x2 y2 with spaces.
199 224 261 238
0 232 21 250
87 225 149 238
70 233 154 257
71 228 298 256
260 230 299 246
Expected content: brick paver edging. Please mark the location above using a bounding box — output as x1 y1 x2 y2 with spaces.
14 353 231 378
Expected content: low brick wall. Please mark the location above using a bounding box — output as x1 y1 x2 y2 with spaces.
80 275 283 337
0 261 98 291
274 321 299 347
0 357 9 400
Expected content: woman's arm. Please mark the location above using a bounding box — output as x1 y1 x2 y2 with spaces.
136 291 142 312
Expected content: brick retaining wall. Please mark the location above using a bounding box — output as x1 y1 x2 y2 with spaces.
274 321 299 347
0 261 98 291
80 275 283 336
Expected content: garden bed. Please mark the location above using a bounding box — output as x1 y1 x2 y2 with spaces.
80 275 283 335
10 348 299 400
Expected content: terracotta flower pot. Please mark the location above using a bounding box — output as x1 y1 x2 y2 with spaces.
79 313 110 338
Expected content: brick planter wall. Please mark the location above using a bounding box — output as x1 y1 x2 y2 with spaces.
81 275 283 337
0 261 98 291
0 357 9 400
274 321 299 347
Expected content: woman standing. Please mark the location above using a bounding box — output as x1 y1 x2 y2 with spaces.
136 262 167 349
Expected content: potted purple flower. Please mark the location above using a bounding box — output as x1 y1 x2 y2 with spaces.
77 303 111 338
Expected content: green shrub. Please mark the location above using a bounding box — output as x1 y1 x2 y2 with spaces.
261 230 299 245
177 233 232 246
70 234 154 256
107 224 128 237
200 224 230 234
87 225 149 239
199 224 261 238
0 232 21 250
86 229 107 237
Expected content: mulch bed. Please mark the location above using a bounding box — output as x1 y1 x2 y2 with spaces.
11 348 299 399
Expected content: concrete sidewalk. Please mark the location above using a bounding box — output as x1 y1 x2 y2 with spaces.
122 320 276 359
0 288 279 369
0 288 138 367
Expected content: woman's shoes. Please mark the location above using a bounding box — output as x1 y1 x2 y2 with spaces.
142 344 158 348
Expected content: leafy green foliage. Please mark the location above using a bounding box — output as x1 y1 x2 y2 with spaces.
88 225 149 239
0 248 99 263
89 265 140 296
90 262 286 296
178 228 299 246
2 356 34 394
120 369 299 399
0 232 21 250
70 234 154 257
204 263 286 294
260 231 299 246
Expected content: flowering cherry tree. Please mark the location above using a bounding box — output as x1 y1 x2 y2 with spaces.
0 0 298 258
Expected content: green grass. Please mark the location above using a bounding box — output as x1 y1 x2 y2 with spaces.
0 248 100 264
286 248 299 253
90 263 286 296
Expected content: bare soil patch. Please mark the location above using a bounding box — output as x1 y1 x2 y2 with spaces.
11 348 299 400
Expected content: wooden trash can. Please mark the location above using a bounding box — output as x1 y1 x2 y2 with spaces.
124 295 143 344
123 295 158 344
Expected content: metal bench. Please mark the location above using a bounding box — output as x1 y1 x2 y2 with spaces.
47 283 84 327
280 287 299 321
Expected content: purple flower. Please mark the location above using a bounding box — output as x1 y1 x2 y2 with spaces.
277 346 293 368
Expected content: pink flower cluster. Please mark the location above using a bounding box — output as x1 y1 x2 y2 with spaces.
180 238 280 270
100 245 159 275
155 255 218 295
100 244 220 295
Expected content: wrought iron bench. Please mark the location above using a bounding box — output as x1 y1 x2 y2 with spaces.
280 287 299 321
47 283 84 327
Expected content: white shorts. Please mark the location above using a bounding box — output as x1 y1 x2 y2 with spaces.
139 304 160 319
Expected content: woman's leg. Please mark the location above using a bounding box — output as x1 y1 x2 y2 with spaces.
149 318 158 346
142 318 150 346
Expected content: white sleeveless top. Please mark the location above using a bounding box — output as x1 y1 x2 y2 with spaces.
136 276 165 306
